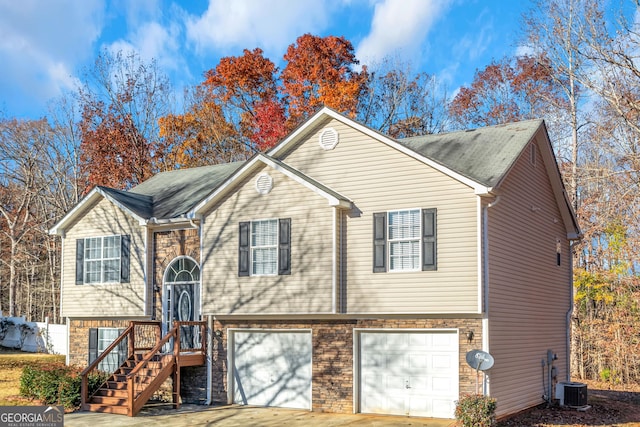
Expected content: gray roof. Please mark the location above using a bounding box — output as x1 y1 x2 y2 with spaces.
127 162 244 218
398 119 543 188
99 120 543 221
98 186 153 219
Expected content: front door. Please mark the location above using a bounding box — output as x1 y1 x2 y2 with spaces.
163 257 201 350
172 283 197 349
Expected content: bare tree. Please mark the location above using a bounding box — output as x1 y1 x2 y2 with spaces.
358 58 450 137
522 0 592 210
0 118 52 317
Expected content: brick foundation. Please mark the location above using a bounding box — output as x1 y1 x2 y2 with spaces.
68 319 131 367
210 317 482 413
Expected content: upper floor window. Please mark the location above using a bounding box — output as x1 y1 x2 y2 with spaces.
76 235 130 284
239 218 291 277
373 208 437 273
251 219 278 275
388 209 421 271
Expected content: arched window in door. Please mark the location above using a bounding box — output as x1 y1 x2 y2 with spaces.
164 256 200 283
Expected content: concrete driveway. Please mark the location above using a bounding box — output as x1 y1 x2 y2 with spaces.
64 404 457 427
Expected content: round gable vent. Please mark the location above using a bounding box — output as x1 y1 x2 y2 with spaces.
255 173 273 195
319 127 339 150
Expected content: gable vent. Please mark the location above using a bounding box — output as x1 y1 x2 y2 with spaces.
255 173 273 195
319 127 339 150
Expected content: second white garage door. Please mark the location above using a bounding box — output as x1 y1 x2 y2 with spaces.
231 330 312 410
359 330 459 418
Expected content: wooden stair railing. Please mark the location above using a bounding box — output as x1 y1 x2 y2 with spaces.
80 321 206 417
126 325 178 416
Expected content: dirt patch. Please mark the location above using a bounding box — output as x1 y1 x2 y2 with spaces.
497 380 640 427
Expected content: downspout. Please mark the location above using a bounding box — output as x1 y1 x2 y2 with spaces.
566 241 575 382
198 214 213 405
206 315 213 405
144 225 149 318
482 195 500 395
59 236 70 365
332 207 338 314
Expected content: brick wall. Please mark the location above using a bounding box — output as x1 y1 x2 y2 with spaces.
67 319 130 367
210 317 482 413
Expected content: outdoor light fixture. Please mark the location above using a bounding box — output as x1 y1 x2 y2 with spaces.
466 330 474 343
214 329 223 339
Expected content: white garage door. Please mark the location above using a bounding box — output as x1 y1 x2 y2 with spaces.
359 331 459 418
231 330 312 409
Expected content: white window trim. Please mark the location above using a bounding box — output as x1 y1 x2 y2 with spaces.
84 235 122 284
97 327 120 372
251 219 279 276
387 208 421 273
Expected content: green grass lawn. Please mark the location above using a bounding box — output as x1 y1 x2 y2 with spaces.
0 347 65 406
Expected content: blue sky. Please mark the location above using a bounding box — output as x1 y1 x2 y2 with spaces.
0 0 530 120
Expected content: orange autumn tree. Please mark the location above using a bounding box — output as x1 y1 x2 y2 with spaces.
159 36 368 164
281 34 368 126
160 48 284 165
158 86 241 168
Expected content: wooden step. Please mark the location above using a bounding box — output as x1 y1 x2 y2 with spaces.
90 395 127 406
94 388 128 398
105 381 128 390
83 403 129 415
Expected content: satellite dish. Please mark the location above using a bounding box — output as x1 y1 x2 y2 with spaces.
466 350 495 371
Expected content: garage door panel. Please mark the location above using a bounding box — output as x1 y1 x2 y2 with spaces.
232 331 311 410
360 331 458 418
409 353 428 369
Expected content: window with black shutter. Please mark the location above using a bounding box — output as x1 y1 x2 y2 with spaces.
75 235 130 284
239 219 291 276
372 208 437 272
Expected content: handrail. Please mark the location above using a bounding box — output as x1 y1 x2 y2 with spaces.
80 321 162 409
126 325 178 416
80 323 133 408
80 323 133 377
127 325 177 380
81 320 206 416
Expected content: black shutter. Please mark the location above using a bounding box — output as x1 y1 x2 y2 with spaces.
238 222 250 276
76 239 84 285
88 328 98 364
373 212 387 273
120 235 130 283
422 208 437 271
278 218 291 275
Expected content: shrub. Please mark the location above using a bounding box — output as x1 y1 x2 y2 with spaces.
455 393 497 427
20 363 109 410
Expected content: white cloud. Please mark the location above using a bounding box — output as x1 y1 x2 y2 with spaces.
355 0 452 66
185 0 331 58
0 0 105 117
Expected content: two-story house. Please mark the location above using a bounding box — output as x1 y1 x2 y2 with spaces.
50 108 580 419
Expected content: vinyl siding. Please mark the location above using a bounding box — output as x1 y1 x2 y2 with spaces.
278 119 479 314
61 198 147 317
486 134 572 417
201 165 335 314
